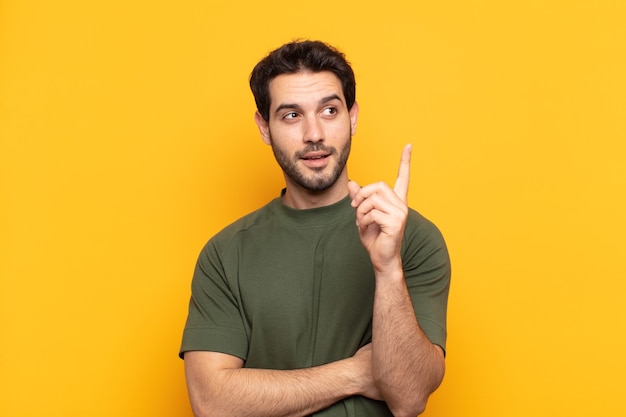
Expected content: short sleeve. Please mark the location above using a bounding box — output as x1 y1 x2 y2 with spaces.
402 210 451 354
179 239 248 359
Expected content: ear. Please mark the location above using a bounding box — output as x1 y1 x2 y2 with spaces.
254 111 272 145
349 101 359 136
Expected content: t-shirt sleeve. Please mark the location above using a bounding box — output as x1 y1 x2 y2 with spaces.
403 210 451 354
179 239 248 360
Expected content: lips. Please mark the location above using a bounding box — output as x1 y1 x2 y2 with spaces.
299 150 332 168
301 151 330 161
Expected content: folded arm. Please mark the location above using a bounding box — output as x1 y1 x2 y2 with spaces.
184 345 380 417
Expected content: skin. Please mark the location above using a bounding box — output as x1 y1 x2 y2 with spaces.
184 71 445 417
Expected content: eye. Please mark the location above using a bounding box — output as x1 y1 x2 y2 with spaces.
322 107 337 116
283 112 299 120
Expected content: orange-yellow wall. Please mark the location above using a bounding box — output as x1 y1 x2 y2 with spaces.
2 1 625 416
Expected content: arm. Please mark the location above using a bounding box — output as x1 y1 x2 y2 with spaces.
371 267 445 417
184 345 381 417
348 144 446 417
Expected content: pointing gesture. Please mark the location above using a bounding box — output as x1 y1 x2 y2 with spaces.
348 144 412 273
394 144 412 203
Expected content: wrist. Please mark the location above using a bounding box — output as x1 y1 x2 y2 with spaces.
338 357 366 397
372 257 404 281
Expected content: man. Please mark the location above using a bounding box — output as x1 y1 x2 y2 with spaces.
180 40 451 417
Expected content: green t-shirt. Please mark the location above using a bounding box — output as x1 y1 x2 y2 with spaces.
180 193 451 416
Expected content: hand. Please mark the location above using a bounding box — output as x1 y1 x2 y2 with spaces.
348 144 412 272
351 344 383 400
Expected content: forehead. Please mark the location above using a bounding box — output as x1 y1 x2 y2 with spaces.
268 71 345 109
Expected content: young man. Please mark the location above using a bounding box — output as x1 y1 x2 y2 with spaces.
180 40 451 417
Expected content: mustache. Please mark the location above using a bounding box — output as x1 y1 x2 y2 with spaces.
294 144 336 159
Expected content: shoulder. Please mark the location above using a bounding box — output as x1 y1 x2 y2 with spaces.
405 208 446 243
205 199 278 250
403 208 450 269
220 202 275 238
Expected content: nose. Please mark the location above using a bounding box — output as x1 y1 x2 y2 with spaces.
303 116 324 143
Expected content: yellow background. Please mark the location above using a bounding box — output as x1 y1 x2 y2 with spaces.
2 1 625 416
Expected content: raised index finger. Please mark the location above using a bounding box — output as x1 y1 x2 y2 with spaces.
393 144 412 203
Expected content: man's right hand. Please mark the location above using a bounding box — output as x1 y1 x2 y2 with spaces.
351 343 384 401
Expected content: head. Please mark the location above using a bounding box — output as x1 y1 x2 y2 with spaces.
250 40 356 123
249 41 359 203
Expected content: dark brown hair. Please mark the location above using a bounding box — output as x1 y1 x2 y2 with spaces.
249 40 356 122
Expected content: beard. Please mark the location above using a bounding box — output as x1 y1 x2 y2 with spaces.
269 134 351 193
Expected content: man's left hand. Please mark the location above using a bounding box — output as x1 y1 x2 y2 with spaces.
348 144 412 273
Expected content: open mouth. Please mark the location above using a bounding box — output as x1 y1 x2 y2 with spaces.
302 154 329 160
299 152 331 168
301 151 331 161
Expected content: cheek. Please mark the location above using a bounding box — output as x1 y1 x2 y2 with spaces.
269 122 302 142
328 119 352 138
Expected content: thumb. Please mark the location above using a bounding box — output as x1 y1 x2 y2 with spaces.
348 180 361 202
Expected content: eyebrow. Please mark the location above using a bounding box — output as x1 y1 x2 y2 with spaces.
273 94 344 116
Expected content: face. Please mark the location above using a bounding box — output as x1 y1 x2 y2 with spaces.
255 71 359 193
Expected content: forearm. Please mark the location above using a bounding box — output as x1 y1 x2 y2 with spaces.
372 267 445 417
185 354 366 417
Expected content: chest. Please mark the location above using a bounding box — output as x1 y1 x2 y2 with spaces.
225 221 376 366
